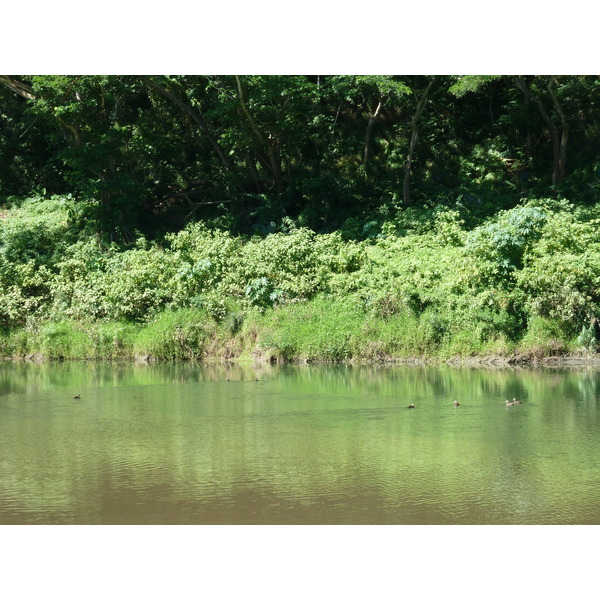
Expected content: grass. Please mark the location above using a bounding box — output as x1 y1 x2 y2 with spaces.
0 300 588 364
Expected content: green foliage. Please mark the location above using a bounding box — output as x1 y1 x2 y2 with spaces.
3 75 600 238
132 309 212 360
0 193 598 362
577 325 598 353
229 228 336 306
100 246 179 321
38 321 92 359
448 76 503 97
0 196 75 264
257 296 365 361
515 210 600 329
87 322 137 359
519 317 571 356
167 223 241 305
465 206 548 286
2 73 600 366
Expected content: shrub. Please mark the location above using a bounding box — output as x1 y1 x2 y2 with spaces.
577 324 598 354
464 205 548 287
519 317 571 355
0 195 598 362
0 195 76 267
515 212 600 331
167 223 241 305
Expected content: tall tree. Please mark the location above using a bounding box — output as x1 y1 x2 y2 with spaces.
403 78 434 205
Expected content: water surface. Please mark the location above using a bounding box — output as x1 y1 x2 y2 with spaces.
1 361 599 524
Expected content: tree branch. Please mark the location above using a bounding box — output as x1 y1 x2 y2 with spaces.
141 76 235 175
235 76 283 192
0 76 35 100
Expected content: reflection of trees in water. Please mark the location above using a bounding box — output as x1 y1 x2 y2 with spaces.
0 360 272 396
578 370 599 404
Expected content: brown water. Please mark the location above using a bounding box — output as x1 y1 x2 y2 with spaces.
1 361 599 524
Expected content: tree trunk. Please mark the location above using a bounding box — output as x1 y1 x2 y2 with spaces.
246 152 262 193
363 101 382 165
235 76 283 193
546 76 569 183
267 138 283 193
403 80 433 206
403 124 419 205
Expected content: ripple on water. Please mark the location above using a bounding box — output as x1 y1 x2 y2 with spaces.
3 364 600 524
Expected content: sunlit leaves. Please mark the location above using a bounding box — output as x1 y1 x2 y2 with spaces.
448 75 503 97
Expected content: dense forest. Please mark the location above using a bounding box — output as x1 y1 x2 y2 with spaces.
0 75 599 361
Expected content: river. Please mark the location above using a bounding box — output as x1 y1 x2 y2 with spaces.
1 361 599 524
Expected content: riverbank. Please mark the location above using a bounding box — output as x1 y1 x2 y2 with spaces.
1 321 598 369
0 298 596 367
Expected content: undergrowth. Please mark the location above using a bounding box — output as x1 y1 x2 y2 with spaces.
0 196 598 362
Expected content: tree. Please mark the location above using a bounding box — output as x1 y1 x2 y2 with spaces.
141 76 236 177
514 76 569 185
450 75 576 186
403 78 434 205
353 76 410 167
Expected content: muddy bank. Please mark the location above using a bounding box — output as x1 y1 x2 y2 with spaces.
2 350 600 370
444 353 600 369
254 349 600 369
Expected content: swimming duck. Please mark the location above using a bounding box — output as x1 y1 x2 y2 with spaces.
505 400 516 406
407 403 415 409
74 394 81 399
453 400 460 407
513 398 523 404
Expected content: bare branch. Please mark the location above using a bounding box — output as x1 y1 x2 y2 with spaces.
0 76 35 100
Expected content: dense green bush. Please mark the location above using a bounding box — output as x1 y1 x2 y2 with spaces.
0 196 75 266
0 195 598 361
515 210 600 331
464 205 547 287
167 223 241 306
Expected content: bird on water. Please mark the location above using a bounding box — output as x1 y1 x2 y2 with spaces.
453 400 460 407
407 403 415 409
505 398 522 406
73 394 81 399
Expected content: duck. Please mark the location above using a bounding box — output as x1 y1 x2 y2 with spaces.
513 398 523 404
505 399 516 406
407 403 415 409
453 400 460 407
73 394 81 399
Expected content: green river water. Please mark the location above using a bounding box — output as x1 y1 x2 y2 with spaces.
1 361 599 524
